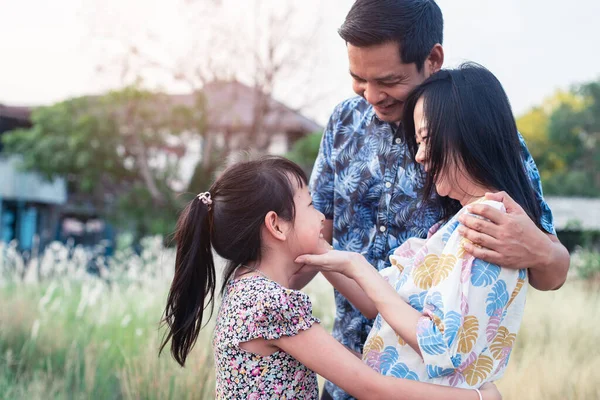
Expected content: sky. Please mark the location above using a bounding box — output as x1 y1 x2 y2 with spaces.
1 0 599 126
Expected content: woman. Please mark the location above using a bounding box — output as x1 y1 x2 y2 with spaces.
296 63 545 389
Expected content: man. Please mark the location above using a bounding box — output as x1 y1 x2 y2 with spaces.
293 1 570 399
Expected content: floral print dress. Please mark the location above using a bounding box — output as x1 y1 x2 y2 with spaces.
213 275 320 399
363 199 528 388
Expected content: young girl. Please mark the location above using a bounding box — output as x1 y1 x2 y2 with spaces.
159 156 500 399
296 64 546 389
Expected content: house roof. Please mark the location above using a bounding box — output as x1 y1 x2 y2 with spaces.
0 104 32 122
546 196 600 231
0 81 323 135
170 80 323 134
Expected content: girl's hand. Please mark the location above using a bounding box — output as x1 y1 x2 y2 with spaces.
479 382 502 400
294 250 363 277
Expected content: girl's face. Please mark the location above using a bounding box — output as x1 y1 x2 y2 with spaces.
287 183 329 256
413 97 479 204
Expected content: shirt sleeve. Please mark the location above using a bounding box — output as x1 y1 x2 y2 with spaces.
254 287 320 341
309 105 340 220
415 200 527 379
518 133 556 234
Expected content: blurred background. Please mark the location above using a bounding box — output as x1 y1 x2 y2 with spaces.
0 0 599 399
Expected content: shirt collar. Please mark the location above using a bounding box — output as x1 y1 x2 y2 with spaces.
366 104 403 139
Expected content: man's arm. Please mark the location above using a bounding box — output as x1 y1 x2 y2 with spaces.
458 191 569 291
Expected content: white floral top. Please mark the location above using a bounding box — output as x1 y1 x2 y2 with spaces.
213 275 320 399
363 200 527 388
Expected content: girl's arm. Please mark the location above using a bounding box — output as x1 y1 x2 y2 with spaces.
273 323 500 400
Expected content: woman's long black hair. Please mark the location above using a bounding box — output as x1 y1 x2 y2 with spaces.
402 62 542 227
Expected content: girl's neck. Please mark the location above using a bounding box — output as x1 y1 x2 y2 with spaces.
245 250 300 288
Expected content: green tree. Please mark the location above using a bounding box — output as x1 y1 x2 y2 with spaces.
2 85 206 238
517 84 599 197
285 132 322 176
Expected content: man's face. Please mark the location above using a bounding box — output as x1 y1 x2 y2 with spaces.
348 42 427 123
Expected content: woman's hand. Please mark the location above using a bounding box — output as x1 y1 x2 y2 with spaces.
295 250 363 277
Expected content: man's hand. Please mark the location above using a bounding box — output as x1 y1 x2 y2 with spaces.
457 191 569 291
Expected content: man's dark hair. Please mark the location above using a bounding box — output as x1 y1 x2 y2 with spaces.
339 0 443 71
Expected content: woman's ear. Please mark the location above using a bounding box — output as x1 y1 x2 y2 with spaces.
264 211 287 241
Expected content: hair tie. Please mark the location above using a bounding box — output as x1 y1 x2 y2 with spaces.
197 192 213 206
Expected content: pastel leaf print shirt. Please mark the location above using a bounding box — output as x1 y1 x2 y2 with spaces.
363 200 527 388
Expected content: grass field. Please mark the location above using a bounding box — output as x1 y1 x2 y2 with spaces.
1 239 598 399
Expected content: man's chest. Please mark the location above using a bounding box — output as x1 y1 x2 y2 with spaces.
331 133 424 223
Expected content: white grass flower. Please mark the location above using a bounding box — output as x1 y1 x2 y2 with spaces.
76 285 89 318
38 281 58 311
121 314 132 327
31 319 40 340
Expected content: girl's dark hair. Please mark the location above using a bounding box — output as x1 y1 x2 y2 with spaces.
402 62 542 227
339 0 443 71
159 156 307 366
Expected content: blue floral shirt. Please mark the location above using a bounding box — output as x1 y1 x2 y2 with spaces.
309 96 555 400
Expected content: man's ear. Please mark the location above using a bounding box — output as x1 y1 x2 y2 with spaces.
264 211 287 241
426 43 444 76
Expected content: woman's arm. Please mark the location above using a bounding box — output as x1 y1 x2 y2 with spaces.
296 251 424 355
274 323 500 400
347 257 424 354
322 270 378 319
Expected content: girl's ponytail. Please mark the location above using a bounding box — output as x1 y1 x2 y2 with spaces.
160 193 215 366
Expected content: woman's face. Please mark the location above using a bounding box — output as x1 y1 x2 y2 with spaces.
413 97 481 204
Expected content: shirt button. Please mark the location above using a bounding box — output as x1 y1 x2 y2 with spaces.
385 181 392 188
379 226 387 233
395 138 401 144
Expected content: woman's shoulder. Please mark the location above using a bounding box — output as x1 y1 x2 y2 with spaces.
458 198 505 217
422 199 507 254
443 199 506 233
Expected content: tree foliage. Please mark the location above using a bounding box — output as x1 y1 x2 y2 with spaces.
517 82 600 197
285 132 322 176
2 84 206 237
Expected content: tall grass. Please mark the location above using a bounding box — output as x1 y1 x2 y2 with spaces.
0 238 215 400
0 239 598 399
